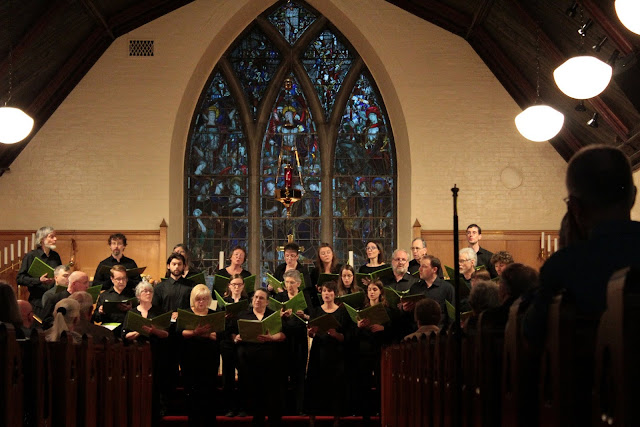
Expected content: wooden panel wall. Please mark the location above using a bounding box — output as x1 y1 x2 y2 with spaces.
0 222 167 296
413 223 559 271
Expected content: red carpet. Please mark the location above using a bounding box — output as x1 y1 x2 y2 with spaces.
161 415 380 426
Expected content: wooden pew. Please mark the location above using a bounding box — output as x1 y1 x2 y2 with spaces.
461 330 475 427
77 334 98 427
432 329 446 427
21 328 52 427
138 342 153 427
112 340 129 426
48 331 78 426
592 267 640 426
0 322 23 427
380 346 393 427
126 343 142 427
422 332 437 427
95 338 115 427
501 299 538 427
475 310 505 427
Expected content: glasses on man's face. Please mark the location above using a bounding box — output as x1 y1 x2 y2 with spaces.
459 259 471 263
140 289 152 294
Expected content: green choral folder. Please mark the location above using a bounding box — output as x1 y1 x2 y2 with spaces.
123 310 173 337
186 271 206 285
344 302 390 325
177 308 226 332
355 266 393 289
268 291 307 313
27 257 55 279
383 287 410 307
336 291 365 309
317 273 339 288
308 312 341 334
445 300 472 320
237 311 282 343
87 285 102 303
102 297 138 314
214 290 249 316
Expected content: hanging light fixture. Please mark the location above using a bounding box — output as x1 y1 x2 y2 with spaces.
554 6 612 99
615 0 640 35
516 20 564 142
587 112 599 128
0 0 34 145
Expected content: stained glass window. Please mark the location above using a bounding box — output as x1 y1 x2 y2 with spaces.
268 0 317 45
302 29 353 117
229 27 281 119
333 73 395 267
186 1 395 283
260 75 321 275
186 72 249 274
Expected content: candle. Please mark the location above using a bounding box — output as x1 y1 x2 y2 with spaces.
284 165 292 188
219 251 225 270
348 250 354 267
547 235 551 252
10 244 14 262
18 240 21 257
24 237 28 254
4 247 7 265
554 238 558 253
31 233 35 250
541 232 545 249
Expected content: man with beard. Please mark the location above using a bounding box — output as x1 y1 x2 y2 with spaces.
93 233 142 290
152 253 195 317
383 249 418 291
17 226 62 319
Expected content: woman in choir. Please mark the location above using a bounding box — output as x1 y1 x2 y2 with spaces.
170 243 202 279
358 240 386 274
276 270 312 415
217 246 252 279
234 288 286 425
337 264 361 296
16 226 62 320
179 284 220 426
306 280 350 426
310 243 342 287
355 280 392 419
123 281 170 424
45 298 82 343
220 274 249 417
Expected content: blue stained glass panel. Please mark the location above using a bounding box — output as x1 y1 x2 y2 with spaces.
229 28 281 119
302 29 353 117
187 71 249 274
268 1 317 45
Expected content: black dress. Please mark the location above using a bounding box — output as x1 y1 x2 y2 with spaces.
219 295 248 414
358 264 387 275
305 304 351 416
309 263 343 288
234 308 285 425
178 308 221 426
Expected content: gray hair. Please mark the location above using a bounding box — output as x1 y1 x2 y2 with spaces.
391 249 409 260
35 226 55 246
282 269 302 284
459 248 477 266
69 291 94 315
135 281 154 298
412 237 427 249
54 265 71 277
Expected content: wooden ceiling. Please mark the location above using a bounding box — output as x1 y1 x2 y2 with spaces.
1 0 639 173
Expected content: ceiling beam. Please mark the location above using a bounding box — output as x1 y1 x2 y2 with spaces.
466 0 496 39
78 0 116 40
582 0 634 56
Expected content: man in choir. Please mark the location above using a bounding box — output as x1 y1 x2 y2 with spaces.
408 255 454 327
408 238 427 275
18 300 35 329
383 249 418 291
523 145 639 426
17 226 62 319
152 253 195 317
93 233 142 290
41 265 71 313
70 291 114 342
41 271 89 328
466 224 497 278
92 265 136 325
458 247 477 288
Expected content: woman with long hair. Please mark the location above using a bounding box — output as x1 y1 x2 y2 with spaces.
310 243 342 287
358 241 386 274
337 264 360 296
45 298 81 343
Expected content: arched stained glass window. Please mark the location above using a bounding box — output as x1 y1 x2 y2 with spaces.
186 72 249 272
333 73 395 267
186 0 396 280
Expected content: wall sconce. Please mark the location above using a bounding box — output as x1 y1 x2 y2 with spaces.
587 112 599 128
615 0 640 35
592 36 608 52
578 19 593 37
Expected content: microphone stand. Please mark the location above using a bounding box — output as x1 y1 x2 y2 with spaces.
451 184 462 427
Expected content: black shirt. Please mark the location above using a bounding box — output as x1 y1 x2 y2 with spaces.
409 278 455 325
93 286 136 324
385 272 418 292
152 277 195 313
475 247 497 278
16 247 62 311
408 259 444 279
93 255 141 290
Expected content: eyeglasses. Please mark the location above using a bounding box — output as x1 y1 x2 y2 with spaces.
139 289 152 294
366 246 378 251
229 283 244 287
459 259 471 263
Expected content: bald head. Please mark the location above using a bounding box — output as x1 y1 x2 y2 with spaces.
17 300 34 328
68 271 89 293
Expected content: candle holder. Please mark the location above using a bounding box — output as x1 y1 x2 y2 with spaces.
538 247 549 262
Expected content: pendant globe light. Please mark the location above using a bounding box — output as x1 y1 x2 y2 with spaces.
516 21 564 142
0 0 34 145
553 5 612 99
615 0 640 35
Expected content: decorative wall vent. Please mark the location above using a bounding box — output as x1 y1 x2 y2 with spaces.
129 40 154 57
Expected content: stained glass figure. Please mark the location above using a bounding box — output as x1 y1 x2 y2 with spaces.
302 29 353 117
260 74 321 276
187 72 249 274
229 27 281 119
333 73 395 266
268 0 317 45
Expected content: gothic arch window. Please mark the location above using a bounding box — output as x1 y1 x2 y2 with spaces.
185 0 396 277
